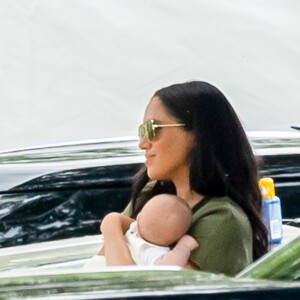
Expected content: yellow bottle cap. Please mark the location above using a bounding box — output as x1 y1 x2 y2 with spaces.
259 177 275 199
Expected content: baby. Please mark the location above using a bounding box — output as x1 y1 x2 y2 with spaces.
84 194 198 268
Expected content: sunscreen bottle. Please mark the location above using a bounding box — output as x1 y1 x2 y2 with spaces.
259 177 283 244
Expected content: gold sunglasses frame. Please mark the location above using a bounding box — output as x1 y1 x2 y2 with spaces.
138 119 185 140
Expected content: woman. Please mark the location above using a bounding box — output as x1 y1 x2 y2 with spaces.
101 81 268 276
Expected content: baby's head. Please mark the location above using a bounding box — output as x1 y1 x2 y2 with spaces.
136 194 192 247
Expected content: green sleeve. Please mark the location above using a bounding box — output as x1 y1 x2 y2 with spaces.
122 202 133 216
189 199 253 276
122 180 156 217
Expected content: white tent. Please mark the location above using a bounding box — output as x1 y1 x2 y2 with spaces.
1 0 299 151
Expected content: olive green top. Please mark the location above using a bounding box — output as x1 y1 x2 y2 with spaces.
188 196 253 276
123 183 253 276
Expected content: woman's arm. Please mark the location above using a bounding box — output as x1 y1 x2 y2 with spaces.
188 203 253 275
100 212 136 266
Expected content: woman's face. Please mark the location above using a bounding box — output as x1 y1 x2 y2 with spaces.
139 96 194 182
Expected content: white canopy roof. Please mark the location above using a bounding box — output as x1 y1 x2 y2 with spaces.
0 0 299 150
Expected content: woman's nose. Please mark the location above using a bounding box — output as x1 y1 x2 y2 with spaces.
139 136 151 149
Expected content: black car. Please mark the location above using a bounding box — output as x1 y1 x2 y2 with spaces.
0 131 299 299
0 131 299 248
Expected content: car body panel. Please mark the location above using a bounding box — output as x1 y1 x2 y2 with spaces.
0 131 300 299
1 268 300 300
1 132 300 248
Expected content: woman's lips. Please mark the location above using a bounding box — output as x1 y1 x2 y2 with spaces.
145 154 155 164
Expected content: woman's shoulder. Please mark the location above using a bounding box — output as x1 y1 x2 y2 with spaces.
189 195 253 276
193 195 244 212
192 196 250 226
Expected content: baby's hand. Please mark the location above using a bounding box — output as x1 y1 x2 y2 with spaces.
100 212 122 234
176 235 199 251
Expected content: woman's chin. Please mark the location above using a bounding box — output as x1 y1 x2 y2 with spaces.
147 169 165 181
147 168 158 180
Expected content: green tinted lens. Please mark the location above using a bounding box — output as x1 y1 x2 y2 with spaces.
146 120 155 140
138 124 145 139
138 120 155 140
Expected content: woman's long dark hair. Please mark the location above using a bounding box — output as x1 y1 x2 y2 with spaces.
130 81 268 261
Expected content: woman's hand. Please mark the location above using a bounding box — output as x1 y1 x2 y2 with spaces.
175 234 199 252
154 234 199 267
176 235 200 270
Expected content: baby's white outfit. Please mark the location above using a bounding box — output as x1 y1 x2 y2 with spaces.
84 221 170 268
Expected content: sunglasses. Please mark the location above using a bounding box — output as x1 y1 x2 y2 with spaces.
138 119 185 140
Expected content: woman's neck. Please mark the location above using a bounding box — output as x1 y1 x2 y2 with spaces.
177 188 204 208
173 173 204 208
